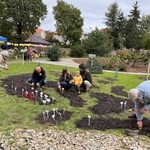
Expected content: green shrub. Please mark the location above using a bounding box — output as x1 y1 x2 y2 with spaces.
69 45 86 57
46 46 61 61
100 56 127 71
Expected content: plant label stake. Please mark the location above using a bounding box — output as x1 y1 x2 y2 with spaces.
35 90 38 102
63 108 65 115
52 114 55 121
40 92 43 102
58 112 62 119
88 115 91 126
14 87 17 94
45 110 49 120
44 94 48 99
124 101 127 108
42 111 46 122
120 102 123 109
42 100 46 110
46 98 51 104
22 89 24 96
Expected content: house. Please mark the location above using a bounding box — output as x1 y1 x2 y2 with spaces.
35 28 45 39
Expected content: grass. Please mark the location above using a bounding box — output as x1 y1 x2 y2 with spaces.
0 59 148 135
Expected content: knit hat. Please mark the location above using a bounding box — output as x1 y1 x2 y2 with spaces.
79 63 85 69
128 88 139 101
0 50 9 57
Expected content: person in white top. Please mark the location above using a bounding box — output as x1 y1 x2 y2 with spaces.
0 50 9 70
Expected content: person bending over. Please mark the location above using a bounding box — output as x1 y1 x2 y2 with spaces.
128 80 150 129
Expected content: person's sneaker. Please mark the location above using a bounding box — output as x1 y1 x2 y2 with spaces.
78 91 80 94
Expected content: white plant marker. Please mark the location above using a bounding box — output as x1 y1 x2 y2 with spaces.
124 101 127 108
88 115 91 126
58 112 62 119
120 102 124 109
44 94 48 99
14 87 17 93
46 98 51 104
43 100 46 106
63 108 65 115
45 110 49 120
52 114 55 120
40 92 43 96
22 89 24 95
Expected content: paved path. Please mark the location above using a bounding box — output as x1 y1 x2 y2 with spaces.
32 58 149 76
32 58 79 68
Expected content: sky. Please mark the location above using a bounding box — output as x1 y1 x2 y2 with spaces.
40 0 150 33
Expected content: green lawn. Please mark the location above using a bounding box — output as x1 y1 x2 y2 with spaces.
0 60 147 135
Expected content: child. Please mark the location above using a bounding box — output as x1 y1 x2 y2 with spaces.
72 71 83 94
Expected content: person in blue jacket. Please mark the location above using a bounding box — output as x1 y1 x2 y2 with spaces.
128 80 150 128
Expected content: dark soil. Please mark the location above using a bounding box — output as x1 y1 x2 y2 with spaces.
1 72 150 136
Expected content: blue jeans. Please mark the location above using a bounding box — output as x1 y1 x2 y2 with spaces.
28 78 47 87
60 81 73 89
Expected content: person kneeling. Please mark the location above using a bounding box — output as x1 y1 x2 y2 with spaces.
28 66 47 89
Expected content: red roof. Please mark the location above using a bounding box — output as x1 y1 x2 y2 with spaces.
35 28 43 34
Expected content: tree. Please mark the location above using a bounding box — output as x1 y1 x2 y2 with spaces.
0 0 47 43
113 12 127 49
140 15 150 49
53 0 83 46
124 1 142 49
104 2 124 49
105 2 120 29
82 28 113 56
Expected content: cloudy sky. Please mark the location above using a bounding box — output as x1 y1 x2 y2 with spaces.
40 0 150 33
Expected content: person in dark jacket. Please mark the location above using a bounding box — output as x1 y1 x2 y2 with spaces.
57 68 73 91
28 66 47 88
79 63 92 91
